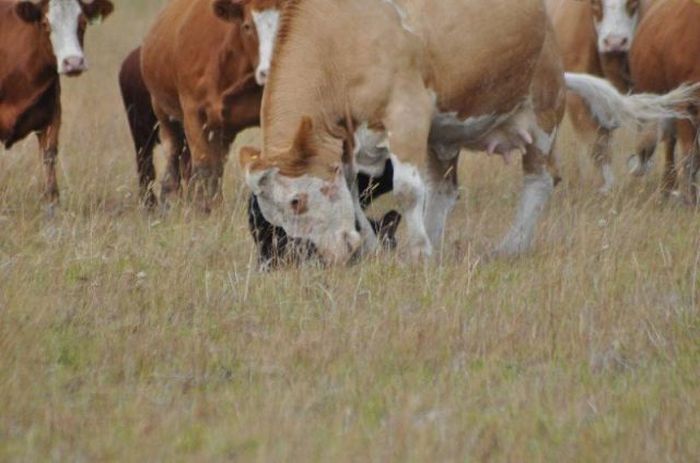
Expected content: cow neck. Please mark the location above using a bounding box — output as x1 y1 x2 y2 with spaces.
260 0 345 181
213 25 253 96
0 4 57 141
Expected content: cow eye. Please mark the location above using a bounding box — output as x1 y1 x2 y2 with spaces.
243 22 252 33
290 198 300 209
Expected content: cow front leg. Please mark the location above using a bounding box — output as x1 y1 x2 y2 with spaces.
391 154 432 259
383 80 434 260
591 127 615 193
496 129 557 257
36 110 61 211
183 106 228 213
629 122 661 178
424 144 460 251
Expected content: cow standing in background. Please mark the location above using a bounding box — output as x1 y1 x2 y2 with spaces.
0 0 113 206
140 0 284 213
546 0 655 192
630 0 700 204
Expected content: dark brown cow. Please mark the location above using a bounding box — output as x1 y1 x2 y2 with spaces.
140 0 275 212
630 0 700 203
0 0 113 204
118 47 166 208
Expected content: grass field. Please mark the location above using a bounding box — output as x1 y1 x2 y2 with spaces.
1 2 699 461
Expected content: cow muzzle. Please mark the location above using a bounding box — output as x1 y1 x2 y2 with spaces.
601 35 630 54
318 230 362 266
255 66 269 86
60 55 88 76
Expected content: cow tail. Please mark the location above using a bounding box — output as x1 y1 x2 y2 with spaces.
564 72 700 130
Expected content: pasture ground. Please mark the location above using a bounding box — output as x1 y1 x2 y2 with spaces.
1 2 698 461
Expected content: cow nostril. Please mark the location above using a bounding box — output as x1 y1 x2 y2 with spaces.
62 56 86 74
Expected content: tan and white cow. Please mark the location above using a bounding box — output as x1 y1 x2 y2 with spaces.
240 0 697 265
546 0 656 192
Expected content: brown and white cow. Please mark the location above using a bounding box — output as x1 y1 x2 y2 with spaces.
546 0 656 192
0 0 113 205
140 0 284 212
239 0 695 265
630 0 700 204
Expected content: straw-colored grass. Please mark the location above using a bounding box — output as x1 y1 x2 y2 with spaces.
1 2 698 461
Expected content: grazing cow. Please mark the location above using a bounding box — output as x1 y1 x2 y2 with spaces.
119 45 399 265
239 0 697 265
630 0 700 203
0 0 113 204
249 159 400 269
140 0 286 212
122 0 398 265
546 0 656 192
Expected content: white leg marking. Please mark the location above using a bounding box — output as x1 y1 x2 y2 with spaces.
424 145 460 248
600 163 616 194
497 171 554 256
391 154 432 259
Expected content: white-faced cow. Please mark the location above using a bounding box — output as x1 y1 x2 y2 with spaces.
239 0 696 265
140 0 286 212
546 0 656 192
0 0 113 205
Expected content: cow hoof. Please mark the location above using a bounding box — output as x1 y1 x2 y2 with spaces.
42 202 59 221
627 154 653 177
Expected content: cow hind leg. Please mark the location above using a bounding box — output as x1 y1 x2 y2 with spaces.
153 105 185 207
134 124 159 208
424 144 460 252
495 129 557 257
676 119 700 205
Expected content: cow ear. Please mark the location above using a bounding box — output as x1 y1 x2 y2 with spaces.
240 146 275 194
292 117 315 158
81 0 114 23
15 1 43 23
213 0 245 22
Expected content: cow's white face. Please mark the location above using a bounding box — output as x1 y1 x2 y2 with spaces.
252 8 280 85
248 169 360 265
239 117 362 266
591 0 640 54
15 0 113 76
47 0 86 75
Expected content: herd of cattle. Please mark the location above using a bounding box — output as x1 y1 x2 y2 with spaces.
1 0 699 268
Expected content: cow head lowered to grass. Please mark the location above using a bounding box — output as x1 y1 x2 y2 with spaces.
240 117 363 266
14 0 114 76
